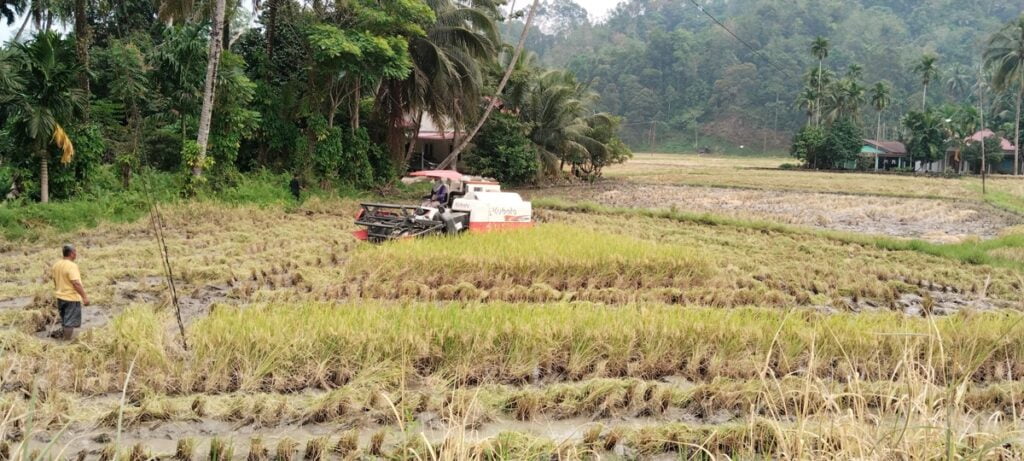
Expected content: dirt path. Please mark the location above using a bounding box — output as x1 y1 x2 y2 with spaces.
539 182 1020 242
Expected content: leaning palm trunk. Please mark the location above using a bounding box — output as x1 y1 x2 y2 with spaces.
437 0 540 170
193 0 227 178
1015 80 1022 176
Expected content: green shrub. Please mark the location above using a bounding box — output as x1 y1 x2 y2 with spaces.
466 112 538 185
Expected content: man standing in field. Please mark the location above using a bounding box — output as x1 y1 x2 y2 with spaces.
52 244 89 340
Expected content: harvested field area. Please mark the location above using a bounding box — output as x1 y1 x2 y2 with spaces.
5 158 1024 459
541 181 1019 241
605 154 974 199
7 302 1024 459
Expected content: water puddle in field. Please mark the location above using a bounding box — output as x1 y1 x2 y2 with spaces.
30 413 702 460
0 296 33 310
822 284 1013 316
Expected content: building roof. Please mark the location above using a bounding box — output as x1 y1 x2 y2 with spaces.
863 139 907 155
967 130 1017 152
417 131 457 141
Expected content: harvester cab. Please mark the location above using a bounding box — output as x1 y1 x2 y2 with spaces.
353 170 532 242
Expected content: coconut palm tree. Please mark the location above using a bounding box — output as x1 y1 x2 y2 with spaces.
870 82 891 140
520 69 612 175
985 15 1024 176
2 32 85 203
377 0 500 170
823 78 865 123
946 63 971 101
438 0 541 169
846 64 863 81
794 86 818 125
914 54 938 109
810 36 829 126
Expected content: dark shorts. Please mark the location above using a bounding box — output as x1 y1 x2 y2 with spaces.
56 299 82 328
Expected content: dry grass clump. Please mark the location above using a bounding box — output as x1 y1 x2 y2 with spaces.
332 430 359 457
345 223 713 304
246 437 269 461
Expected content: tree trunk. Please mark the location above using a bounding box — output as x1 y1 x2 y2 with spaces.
351 79 360 134
13 12 30 41
266 0 277 61
40 151 49 203
437 0 540 170
876 112 882 140
405 111 423 161
193 0 227 178
922 83 927 109
816 59 822 127
1015 81 1022 176
74 0 90 103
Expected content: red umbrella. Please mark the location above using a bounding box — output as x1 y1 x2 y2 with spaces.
408 170 464 181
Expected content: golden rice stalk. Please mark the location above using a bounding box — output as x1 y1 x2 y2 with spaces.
369 430 386 456
246 438 269 461
98 444 117 461
275 438 298 461
303 437 327 460
175 438 196 461
127 443 149 461
208 437 233 461
333 430 359 456
52 124 75 164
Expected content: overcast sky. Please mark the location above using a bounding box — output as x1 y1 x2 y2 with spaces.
578 0 623 20
0 0 623 43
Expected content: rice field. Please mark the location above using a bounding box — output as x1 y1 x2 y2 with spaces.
5 158 1024 459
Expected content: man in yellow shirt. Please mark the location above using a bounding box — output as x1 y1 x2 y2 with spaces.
52 244 89 340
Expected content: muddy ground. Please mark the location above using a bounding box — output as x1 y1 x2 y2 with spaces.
30 378 712 460
539 182 1020 242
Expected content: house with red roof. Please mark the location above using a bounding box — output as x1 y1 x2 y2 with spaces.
946 130 1017 174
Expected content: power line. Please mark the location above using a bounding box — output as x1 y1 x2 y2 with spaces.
685 0 796 80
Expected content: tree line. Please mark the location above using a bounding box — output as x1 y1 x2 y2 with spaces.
792 15 1024 173
509 0 1021 152
0 0 630 204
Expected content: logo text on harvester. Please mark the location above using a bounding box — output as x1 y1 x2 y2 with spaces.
490 207 519 216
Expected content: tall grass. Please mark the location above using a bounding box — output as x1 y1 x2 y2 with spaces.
7 302 1015 394
346 224 713 303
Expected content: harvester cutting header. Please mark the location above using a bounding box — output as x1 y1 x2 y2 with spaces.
353 170 532 242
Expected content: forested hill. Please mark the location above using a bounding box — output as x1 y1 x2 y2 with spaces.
505 0 1021 151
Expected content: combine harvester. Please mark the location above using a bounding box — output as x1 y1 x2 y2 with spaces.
353 170 532 242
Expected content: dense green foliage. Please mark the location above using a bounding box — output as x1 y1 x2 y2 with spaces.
822 119 863 169
789 119 861 169
963 136 1005 171
509 0 1023 151
466 112 537 185
0 0 628 206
